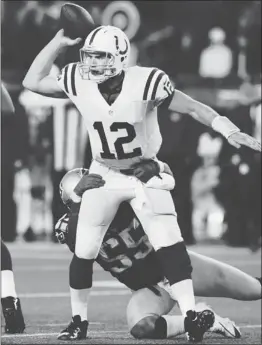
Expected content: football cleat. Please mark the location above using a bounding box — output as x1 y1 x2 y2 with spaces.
184 309 215 342
210 314 241 338
57 315 88 340
1 296 25 333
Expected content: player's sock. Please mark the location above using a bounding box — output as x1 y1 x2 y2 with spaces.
169 279 195 316
143 315 184 339
156 242 195 316
70 287 91 321
1 241 17 298
159 315 185 337
159 304 216 338
1 271 17 298
69 254 94 320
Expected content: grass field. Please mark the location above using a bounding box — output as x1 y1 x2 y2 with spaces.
1 242 261 344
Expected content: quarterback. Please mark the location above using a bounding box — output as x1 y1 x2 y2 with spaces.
55 167 261 340
23 26 261 342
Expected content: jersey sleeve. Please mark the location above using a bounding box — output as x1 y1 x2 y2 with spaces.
153 71 175 108
142 68 175 108
56 63 78 97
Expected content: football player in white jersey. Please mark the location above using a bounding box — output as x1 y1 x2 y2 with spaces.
55 167 261 341
23 26 261 342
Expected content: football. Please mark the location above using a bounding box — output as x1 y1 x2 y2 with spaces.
60 3 96 39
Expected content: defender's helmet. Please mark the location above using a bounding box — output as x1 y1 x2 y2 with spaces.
59 168 88 208
79 25 130 83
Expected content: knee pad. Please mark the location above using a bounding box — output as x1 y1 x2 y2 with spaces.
69 254 94 289
1 240 12 271
130 316 167 339
156 241 192 285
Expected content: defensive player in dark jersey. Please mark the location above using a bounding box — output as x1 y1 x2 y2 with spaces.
55 166 261 341
1 83 26 334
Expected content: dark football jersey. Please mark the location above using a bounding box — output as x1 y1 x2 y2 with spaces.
66 202 164 290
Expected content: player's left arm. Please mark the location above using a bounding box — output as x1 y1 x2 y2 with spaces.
169 89 261 152
154 72 261 152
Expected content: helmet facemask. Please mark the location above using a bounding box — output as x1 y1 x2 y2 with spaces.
79 49 118 83
79 26 130 84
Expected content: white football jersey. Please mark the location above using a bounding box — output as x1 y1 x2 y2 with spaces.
57 64 175 169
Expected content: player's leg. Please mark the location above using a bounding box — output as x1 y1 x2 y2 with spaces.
189 251 262 300
59 188 131 340
127 286 240 340
130 188 214 342
131 189 194 315
127 286 178 339
1 240 25 333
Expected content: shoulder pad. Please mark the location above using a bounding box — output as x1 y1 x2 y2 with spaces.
129 67 175 102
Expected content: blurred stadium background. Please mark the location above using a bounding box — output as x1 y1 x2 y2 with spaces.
1 1 261 248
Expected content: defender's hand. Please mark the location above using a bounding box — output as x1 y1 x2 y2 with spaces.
132 160 160 183
74 173 105 196
55 214 69 244
55 29 82 48
228 132 261 152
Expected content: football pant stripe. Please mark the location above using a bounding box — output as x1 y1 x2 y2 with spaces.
151 72 165 100
143 68 158 101
64 65 69 94
89 26 104 45
71 63 77 96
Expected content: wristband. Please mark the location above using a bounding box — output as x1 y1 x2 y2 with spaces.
211 116 240 139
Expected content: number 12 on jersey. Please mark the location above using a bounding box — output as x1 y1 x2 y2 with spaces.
93 121 142 160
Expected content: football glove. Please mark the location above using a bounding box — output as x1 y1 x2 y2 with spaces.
132 159 161 183
74 172 105 196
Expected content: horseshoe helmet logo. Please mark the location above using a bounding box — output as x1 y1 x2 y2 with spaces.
102 1 141 41
114 35 128 55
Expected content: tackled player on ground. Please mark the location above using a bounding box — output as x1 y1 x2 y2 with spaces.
55 166 261 341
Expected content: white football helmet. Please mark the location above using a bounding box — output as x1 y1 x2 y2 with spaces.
79 25 130 83
59 168 88 207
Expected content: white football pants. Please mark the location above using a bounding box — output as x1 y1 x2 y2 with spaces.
75 160 183 259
